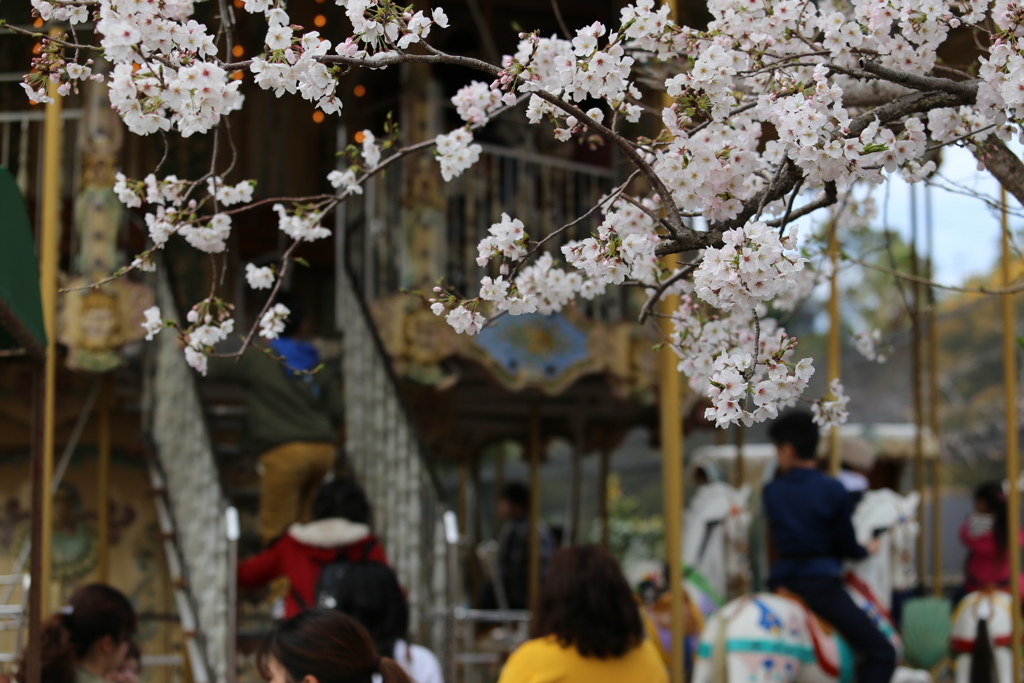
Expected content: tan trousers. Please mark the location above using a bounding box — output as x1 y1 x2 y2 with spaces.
258 441 335 544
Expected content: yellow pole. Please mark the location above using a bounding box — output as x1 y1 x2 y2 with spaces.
97 376 111 582
910 186 926 588
1000 187 1022 679
659 293 685 683
827 222 842 475
528 403 541 610
39 28 64 617
926 184 942 597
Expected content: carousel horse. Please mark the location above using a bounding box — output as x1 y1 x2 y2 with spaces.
625 481 753 667
949 589 1015 683
684 482 754 603
692 489 932 683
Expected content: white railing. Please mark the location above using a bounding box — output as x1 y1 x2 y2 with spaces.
147 270 228 683
337 261 451 654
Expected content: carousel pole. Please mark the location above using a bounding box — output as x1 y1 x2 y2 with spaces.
910 185 927 589
38 27 64 618
528 402 542 611
659 292 685 683
1000 187 1022 678
659 0 684 673
827 219 842 475
925 182 942 597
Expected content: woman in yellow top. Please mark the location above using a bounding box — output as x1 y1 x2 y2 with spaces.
497 546 669 683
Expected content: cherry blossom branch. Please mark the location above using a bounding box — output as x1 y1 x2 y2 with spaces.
0 22 99 51
637 261 699 324
972 138 1024 209
766 181 836 229
855 59 979 100
320 50 689 239
655 89 965 257
850 257 1024 295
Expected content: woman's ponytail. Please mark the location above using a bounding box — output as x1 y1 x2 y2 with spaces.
19 613 76 683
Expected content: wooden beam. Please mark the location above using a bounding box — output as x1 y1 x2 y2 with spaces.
528 403 542 610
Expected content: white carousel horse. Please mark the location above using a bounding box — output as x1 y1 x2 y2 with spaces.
684 482 754 603
950 590 1015 683
692 489 931 683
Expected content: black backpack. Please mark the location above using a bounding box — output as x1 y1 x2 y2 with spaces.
293 538 380 611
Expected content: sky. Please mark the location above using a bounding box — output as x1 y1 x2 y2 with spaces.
870 141 1024 288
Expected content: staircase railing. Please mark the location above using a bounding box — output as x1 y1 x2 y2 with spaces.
145 269 228 683
338 256 451 654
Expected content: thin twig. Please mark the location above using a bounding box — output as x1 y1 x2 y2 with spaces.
638 262 699 324
550 0 572 40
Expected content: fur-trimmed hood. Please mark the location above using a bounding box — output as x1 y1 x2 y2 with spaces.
287 518 371 548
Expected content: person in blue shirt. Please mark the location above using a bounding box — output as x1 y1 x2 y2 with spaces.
763 411 896 683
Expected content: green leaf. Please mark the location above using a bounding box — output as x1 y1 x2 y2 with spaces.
862 142 889 154
293 257 310 268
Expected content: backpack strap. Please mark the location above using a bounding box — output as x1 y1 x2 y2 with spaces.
291 586 309 611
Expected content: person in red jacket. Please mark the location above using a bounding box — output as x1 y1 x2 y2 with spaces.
960 481 1024 600
238 479 388 618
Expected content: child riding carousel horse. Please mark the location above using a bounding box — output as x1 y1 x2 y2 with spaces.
763 411 898 683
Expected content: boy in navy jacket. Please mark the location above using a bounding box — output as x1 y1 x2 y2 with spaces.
763 411 896 682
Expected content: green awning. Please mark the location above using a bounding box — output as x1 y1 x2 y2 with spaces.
0 165 46 360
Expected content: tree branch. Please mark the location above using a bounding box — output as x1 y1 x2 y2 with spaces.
654 89 963 257
855 59 979 100
972 138 1024 209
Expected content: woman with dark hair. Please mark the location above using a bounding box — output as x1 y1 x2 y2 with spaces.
257 609 411 683
106 642 140 683
18 583 137 683
960 481 1024 598
239 478 389 617
331 563 443 683
497 546 667 683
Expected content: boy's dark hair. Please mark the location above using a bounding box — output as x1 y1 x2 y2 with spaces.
330 561 410 658
271 291 306 338
501 482 530 510
768 410 819 461
313 479 371 524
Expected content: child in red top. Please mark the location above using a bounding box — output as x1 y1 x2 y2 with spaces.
960 481 1024 597
238 479 388 617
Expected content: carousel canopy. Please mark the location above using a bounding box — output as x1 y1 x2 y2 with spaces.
0 166 46 361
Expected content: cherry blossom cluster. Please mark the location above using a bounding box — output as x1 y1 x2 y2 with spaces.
273 204 330 242
453 82 504 125
561 200 661 288
259 303 291 340
854 329 890 363
20 40 97 102
669 301 815 427
811 379 851 428
30 0 89 24
183 300 236 375
693 222 807 312
435 128 482 181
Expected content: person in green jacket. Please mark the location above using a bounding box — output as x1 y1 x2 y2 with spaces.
208 292 344 544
